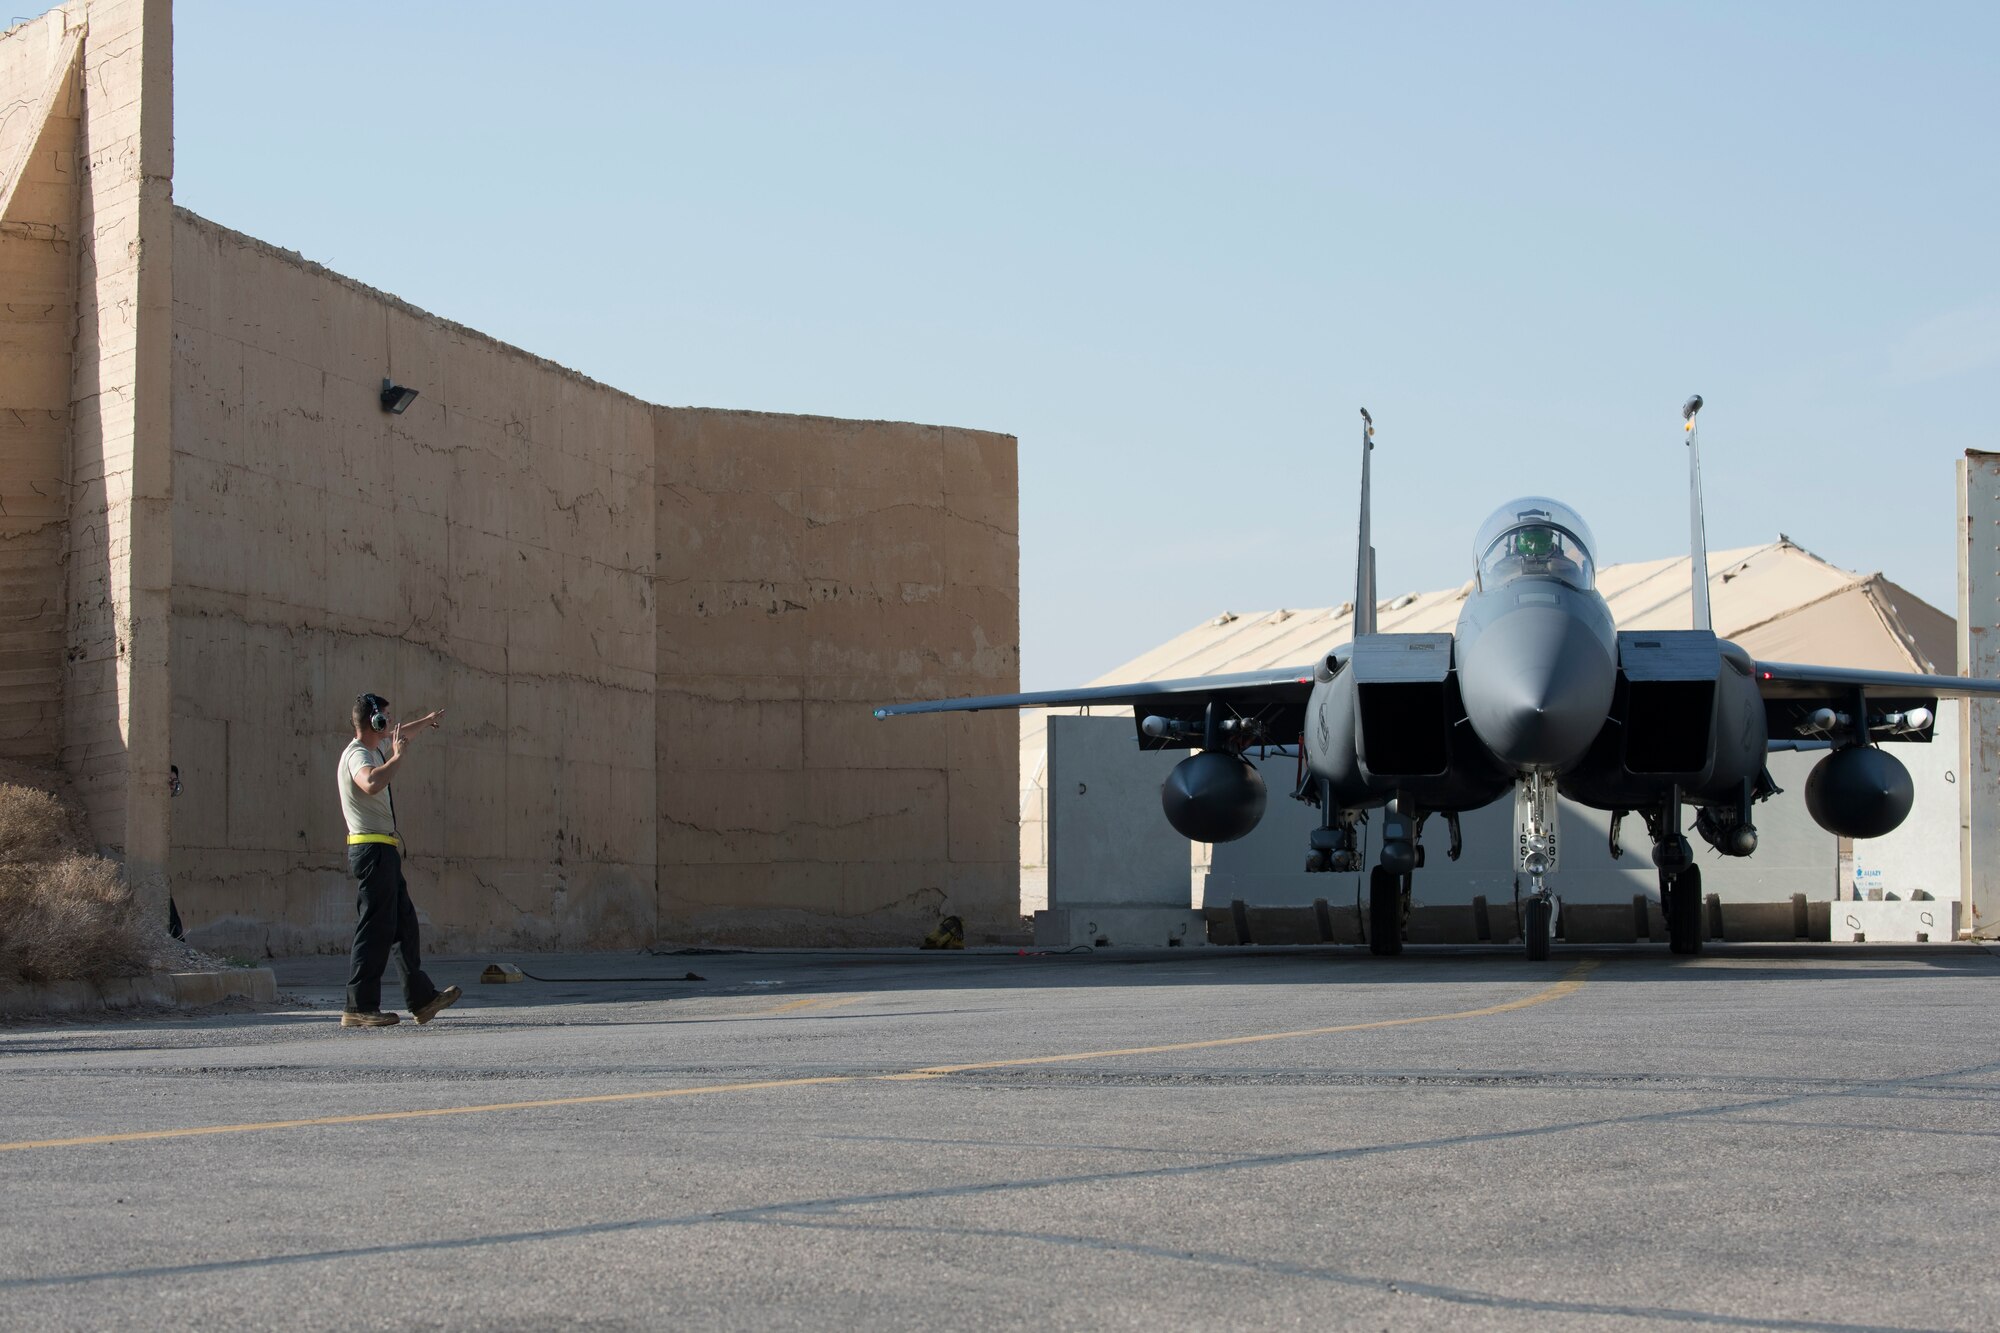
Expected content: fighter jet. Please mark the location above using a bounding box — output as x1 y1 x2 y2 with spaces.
877 400 2000 958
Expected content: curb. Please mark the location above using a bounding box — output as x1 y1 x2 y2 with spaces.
0 968 277 1018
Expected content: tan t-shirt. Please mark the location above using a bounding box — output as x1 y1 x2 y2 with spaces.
338 739 397 839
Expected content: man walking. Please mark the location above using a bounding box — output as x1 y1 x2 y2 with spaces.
337 693 460 1028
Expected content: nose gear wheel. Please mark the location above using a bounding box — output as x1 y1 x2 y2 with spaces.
1524 894 1553 961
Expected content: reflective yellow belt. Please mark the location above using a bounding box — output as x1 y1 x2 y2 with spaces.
346 833 400 847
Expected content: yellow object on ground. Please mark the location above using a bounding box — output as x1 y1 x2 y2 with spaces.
921 916 965 949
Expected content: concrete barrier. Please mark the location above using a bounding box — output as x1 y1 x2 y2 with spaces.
1314 899 1363 945
1194 900 1853 948
1406 905 1478 945
1716 901 1802 942
0 968 276 1018
1241 906 1323 945
1829 900 1961 943
1560 901 1639 944
1200 903 1365 945
1033 907 1205 948
168 969 277 1006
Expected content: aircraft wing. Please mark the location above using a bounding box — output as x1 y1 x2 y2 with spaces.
874 663 1321 750
1755 659 2000 745
874 664 1319 717
1754 660 2000 700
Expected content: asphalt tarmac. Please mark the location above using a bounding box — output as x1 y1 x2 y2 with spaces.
2 942 1997 1331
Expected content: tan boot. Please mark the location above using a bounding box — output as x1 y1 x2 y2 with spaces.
412 985 462 1025
341 1010 400 1028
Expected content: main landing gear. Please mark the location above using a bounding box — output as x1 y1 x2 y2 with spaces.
1298 784 1409 954
1363 797 1432 956
1661 864 1703 955
1645 788 1703 955
1367 866 1408 956
1303 791 1466 959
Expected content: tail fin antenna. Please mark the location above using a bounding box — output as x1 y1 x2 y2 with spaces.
1355 408 1377 637
1682 394 1712 632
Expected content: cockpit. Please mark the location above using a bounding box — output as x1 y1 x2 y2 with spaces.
1473 497 1596 593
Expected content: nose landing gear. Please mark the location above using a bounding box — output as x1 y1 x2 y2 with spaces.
1514 773 1559 961
1523 892 1553 962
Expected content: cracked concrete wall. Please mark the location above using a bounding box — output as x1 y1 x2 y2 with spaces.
655 410 1019 945
0 1 175 915
72 0 174 899
169 211 659 955
165 230 1021 952
0 15 81 763
7 0 1021 953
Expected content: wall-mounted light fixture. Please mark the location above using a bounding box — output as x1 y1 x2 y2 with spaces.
380 378 419 414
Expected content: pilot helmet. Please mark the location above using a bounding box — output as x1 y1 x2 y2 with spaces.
1512 525 1557 558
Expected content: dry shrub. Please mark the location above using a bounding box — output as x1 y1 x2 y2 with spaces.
0 854 159 985
0 777 160 985
0 781 82 861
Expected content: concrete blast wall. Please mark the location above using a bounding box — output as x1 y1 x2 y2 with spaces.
0 17 81 763
165 215 1019 954
655 411 1018 944
0 1 175 919
167 214 662 954
3 0 1020 954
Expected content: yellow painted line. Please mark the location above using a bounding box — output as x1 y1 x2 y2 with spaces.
0 1078 861 1153
0 962 1594 1153
882 960 1599 1078
745 995 865 1018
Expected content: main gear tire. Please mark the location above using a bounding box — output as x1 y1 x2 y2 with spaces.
1368 867 1403 956
1666 864 1704 956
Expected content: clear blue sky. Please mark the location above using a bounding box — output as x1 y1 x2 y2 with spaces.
171 2 1999 689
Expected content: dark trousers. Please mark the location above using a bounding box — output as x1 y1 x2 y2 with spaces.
345 843 439 1014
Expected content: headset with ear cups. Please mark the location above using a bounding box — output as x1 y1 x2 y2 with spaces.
358 694 390 733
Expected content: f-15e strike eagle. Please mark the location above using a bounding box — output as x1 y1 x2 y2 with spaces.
878 399 2000 959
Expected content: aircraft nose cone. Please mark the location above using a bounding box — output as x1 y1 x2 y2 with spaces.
1461 606 1615 770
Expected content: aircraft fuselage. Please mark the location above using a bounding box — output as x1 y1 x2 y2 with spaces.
1455 575 1616 774
1303 497 1770 826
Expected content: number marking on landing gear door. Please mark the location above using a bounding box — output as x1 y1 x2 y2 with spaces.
1514 774 1560 874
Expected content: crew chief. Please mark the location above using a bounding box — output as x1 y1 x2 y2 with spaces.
338 693 460 1028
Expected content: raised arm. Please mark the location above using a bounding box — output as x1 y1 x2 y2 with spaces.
353 729 407 796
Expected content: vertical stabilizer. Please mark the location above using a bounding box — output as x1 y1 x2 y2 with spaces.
1682 395 1712 633
1355 409 1377 636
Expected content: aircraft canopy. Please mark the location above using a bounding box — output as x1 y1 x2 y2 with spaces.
1474 497 1596 592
